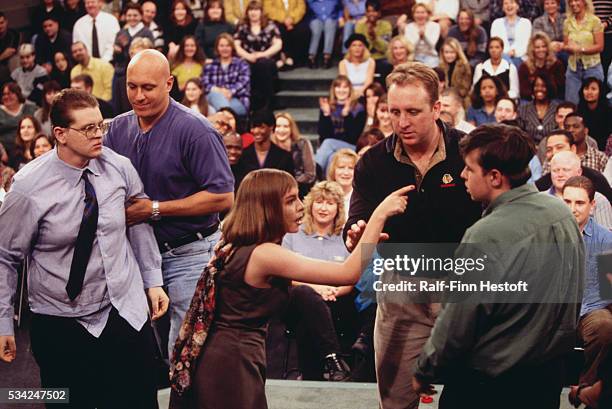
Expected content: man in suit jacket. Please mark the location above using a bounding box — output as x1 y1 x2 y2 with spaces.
239 110 295 176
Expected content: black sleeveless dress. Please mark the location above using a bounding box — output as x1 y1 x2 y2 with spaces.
192 245 289 409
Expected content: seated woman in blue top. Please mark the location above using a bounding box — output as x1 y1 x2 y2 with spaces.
315 75 366 174
282 180 355 381
467 75 507 126
201 33 250 116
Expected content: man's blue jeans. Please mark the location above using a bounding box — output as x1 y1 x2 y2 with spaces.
160 228 221 359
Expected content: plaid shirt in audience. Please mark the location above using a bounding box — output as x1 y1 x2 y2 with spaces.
581 145 609 173
201 57 251 112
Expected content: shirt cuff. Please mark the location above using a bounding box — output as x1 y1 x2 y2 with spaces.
141 268 164 289
0 317 14 337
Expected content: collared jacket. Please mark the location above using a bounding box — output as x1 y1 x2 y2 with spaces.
344 120 481 244
264 0 307 24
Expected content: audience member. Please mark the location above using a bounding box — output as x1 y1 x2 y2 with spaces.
141 0 165 51
371 93 394 138
386 35 414 69
29 133 54 159
327 148 358 218
439 37 472 106
355 1 392 74
577 77 611 149
363 82 384 128
340 0 366 53
355 127 384 154
181 77 209 116
264 0 309 69
307 0 340 69
339 34 375 97
459 0 490 29
165 0 198 61
532 0 565 56
440 87 476 133
563 0 605 104
30 0 65 37
493 96 517 122
49 51 73 89
315 75 366 172
555 101 578 129
72 0 120 62
63 0 86 33
71 41 114 102
70 74 115 119
9 115 41 170
490 0 532 68
171 35 205 91
282 180 353 382
447 8 488 67
195 0 234 59
0 83 38 159
467 75 507 126
537 129 612 201
10 44 48 106
518 73 560 142
202 33 250 116
34 15 72 73
561 175 612 407
0 12 18 84
473 37 519 98
490 0 541 21
549 151 612 228
272 112 316 197
222 131 246 190
234 0 282 111
565 112 608 172
518 32 566 100
404 2 441 68
34 80 62 136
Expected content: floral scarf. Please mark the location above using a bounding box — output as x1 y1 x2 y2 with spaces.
169 239 234 396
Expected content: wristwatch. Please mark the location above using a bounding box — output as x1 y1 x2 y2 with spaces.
151 200 161 221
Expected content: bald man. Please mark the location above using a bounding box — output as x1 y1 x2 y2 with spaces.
548 151 612 229
104 50 235 358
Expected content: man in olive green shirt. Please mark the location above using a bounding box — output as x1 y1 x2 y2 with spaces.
412 124 584 409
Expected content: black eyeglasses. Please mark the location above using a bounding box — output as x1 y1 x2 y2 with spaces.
67 121 110 139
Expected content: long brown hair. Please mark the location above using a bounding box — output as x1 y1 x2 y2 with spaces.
15 115 42 151
170 0 194 26
223 169 297 246
181 78 208 116
242 0 268 28
173 35 206 65
457 9 480 59
329 75 357 111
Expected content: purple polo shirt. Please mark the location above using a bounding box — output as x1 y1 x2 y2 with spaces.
104 98 234 243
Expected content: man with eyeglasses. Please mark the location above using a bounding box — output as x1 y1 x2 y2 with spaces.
0 89 168 408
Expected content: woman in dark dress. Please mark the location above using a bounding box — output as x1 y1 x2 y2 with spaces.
577 77 611 150
170 169 409 409
195 0 234 59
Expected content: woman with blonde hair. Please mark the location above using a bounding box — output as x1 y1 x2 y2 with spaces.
404 3 440 68
339 33 375 97
272 112 316 197
562 0 605 104
169 169 410 407
386 35 414 68
327 148 359 217
518 32 565 100
438 37 472 104
315 75 366 173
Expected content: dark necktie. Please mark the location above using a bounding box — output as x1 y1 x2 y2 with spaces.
66 172 99 301
91 18 100 58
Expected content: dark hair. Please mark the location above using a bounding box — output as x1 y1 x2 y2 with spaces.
181 78 208 116
3 82 26 104
556 101 577 114
50 89 99 128
0 12 5 20
251 109 275 127
372 93 388 128
364 82 384 98
488 36 504 49
174 35 206 65
243 0 268 27
170 0 194 26
72 73 94 89
457 9 480 58
546 129 574 145
471 75 507 109
578 77 606 112
356 127 385 152
460 124 535 188
365 0 382 11
218 106 238 120
433 66 445 82
204 0 226 22
564 112 584 125
39 80 63 123
122 2 142 15
531 73 556 101
29 133 55 159
563 175 595 201
15 115 42 152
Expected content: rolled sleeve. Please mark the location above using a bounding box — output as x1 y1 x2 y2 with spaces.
186 124 235 194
